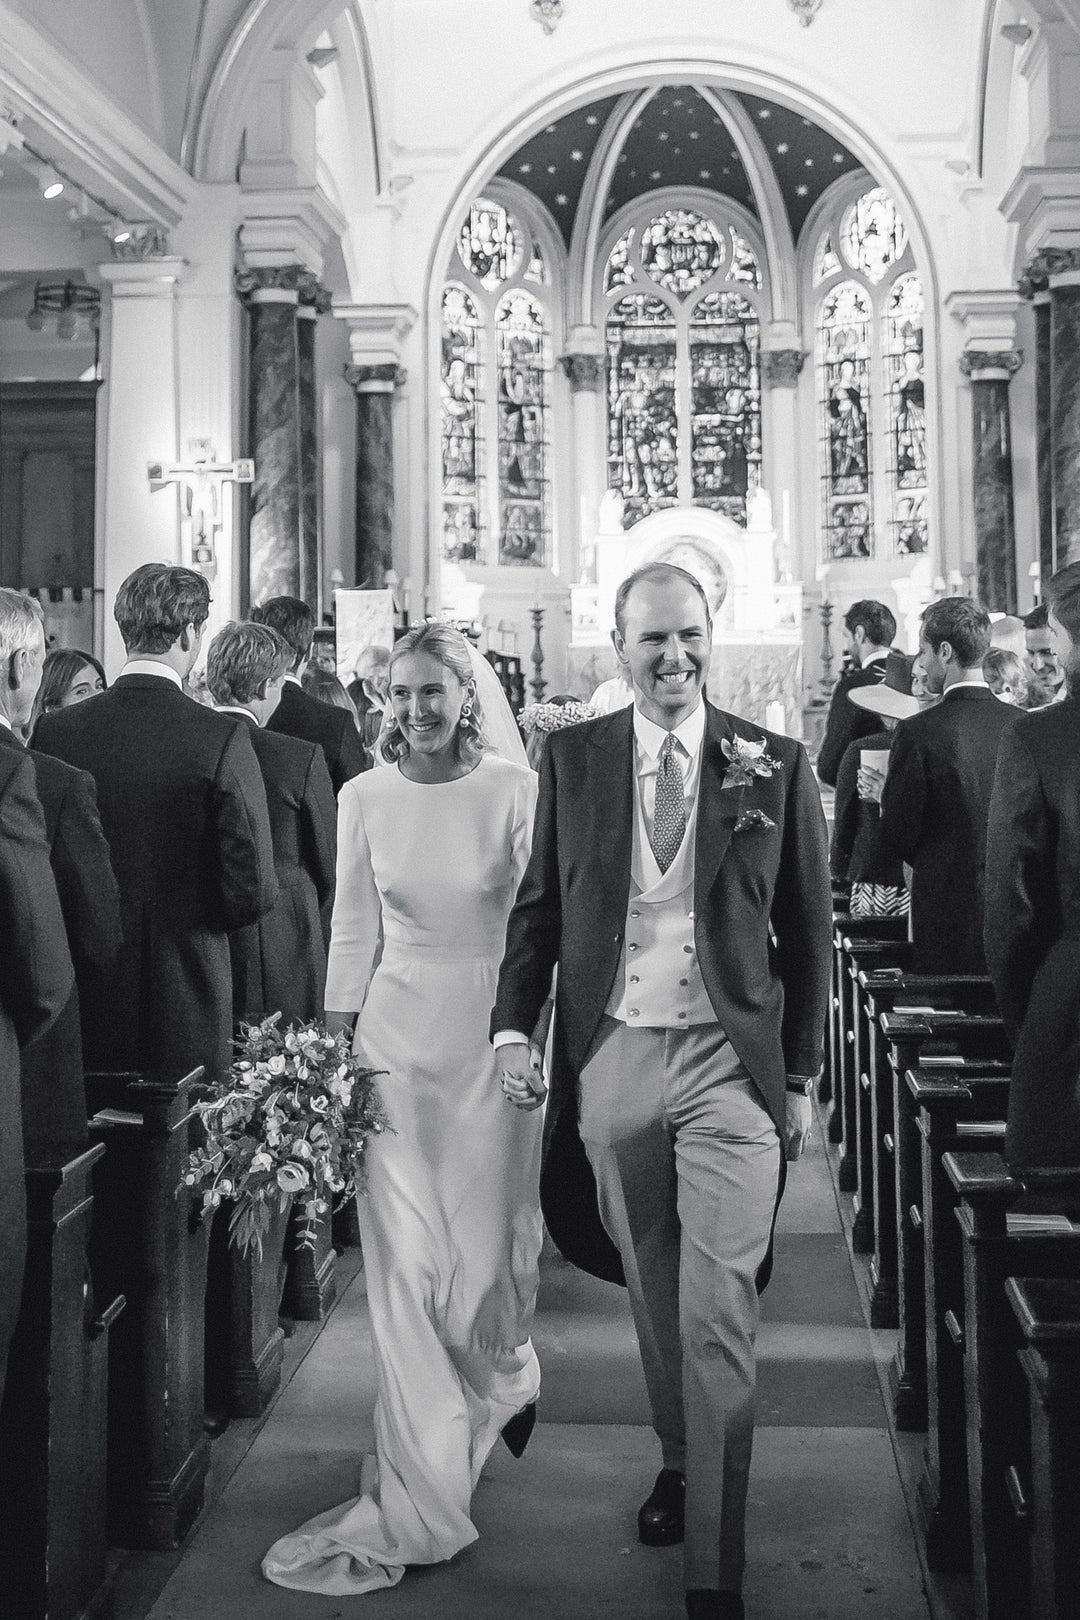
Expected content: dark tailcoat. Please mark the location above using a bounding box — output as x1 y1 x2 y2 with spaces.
0 727 122 1153
830 728 906 888
34 676 277 1090
984 697 1080 1173
492 701 832 1284
266 679 366 796
0 749 74 1405
816 659 891 787
227 716 337 1027
875 686 1013 973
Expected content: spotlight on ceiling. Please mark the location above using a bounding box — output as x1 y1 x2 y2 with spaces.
41 170 64 199
112 226 132 244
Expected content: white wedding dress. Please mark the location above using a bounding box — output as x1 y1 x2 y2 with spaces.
263 753 543 1596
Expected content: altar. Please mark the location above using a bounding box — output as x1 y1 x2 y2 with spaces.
567 497 805 736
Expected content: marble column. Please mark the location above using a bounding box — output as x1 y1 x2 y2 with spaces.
297 283 331 612
344 363 404 586
1046 249 1080 568
235 266 305 606
559 344 606 582
959 349 1022 613
1020 258 1057 582
761 346 807 582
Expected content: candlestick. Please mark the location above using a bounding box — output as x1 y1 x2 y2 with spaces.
529 605 546 703
765 699 786 735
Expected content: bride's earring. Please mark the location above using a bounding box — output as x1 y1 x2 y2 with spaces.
459 700 473 729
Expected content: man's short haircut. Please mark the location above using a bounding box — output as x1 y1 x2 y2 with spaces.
0 588 44 664
614 562 712 639
250 596 315 670
1046 562 1080 644
921 596 992 668
843 598 896 648
114 564 210 655
206 622 290 707
1023 600 1050 632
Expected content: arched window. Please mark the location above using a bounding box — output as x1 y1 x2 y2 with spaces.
441 197 554 567
601 202 765 529
812 184 927 559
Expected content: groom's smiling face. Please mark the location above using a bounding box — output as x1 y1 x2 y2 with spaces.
613 575 712 729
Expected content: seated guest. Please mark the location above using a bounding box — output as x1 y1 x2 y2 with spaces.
983 647 1040 708
206 622 337 1024
34 564 277 1091
346 645 390 754
1023 601 1066 705
0 747 73 1408
986 563 1080 1176
831 652 917 918
816 598 897 786
874 597 1012 973
251 597 365 793
0 592 121 1152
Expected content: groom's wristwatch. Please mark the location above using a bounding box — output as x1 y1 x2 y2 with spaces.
785 1076 815 1096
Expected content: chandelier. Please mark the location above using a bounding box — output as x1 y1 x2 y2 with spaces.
25 279 101 341
530 0 563 31
789 0 825 22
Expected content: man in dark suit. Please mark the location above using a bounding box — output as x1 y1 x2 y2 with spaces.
34 565 277 1091
875 596 1011 974
986 563 1080 1177
494 564 831 1620
1023 601 1066 706
816 598 896 786
0 747 74 1406
0 590 122 1153
251 597 365 794
206 620 337 1025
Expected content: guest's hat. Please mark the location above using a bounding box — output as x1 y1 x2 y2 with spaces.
849 650 921 721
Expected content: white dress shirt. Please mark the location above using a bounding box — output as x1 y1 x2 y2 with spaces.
119 659 184 689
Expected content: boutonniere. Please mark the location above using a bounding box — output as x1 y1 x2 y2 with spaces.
721 735 782 790
734 808 777 834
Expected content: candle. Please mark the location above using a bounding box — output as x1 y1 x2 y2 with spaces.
765 699 786 735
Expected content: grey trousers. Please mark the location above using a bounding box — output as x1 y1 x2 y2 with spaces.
578 1016 780 1591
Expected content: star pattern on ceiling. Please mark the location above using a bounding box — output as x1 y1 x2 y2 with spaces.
497 96 620 244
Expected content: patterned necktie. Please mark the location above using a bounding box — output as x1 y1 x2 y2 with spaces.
651 734 687 874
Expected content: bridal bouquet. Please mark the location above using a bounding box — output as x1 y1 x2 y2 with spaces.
181 1014 387 1257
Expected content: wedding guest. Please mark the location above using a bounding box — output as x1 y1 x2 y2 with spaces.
251 597 365 793
874 597 1011 972
31 647 106 731
206 621 337 1025
986 561 1080 1175
1023 601 1066 705
518 694 599 771
0 591 121 1152
0 747 73 1408
830 653 917 918
264 624 542 1596
816 598 897 786
495 563 831 1620
346 645 391 753
302 665 362 730
983 647 1040 708
34 564 277 1090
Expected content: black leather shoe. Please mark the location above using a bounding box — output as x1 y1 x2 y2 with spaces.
500 1400 536 1458
637 1467 685 1545
685 1590 745 1620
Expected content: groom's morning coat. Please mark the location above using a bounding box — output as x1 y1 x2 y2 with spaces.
493 701 832 1284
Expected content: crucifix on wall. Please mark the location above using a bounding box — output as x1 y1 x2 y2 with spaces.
146 440 254 580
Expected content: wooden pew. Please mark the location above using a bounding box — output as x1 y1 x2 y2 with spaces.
909 1070 1009 1571
280 1205 337 1321
842 931 912 1255
944 1154 1080 1620
204 1198 290 1420
821 883 852 1114
86 1068 211 1550
829 915 908 1189
0 1143 122 1619
873 999 1006 1392
1006 1276 1080 1620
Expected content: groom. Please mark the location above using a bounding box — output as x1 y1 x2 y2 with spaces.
493 563 831 1620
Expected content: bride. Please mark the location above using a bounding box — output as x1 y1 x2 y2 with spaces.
263 623 543 1596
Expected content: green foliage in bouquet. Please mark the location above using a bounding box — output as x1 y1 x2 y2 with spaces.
181 1014 387 1257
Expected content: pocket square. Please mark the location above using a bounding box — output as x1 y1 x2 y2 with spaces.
734 808 776 833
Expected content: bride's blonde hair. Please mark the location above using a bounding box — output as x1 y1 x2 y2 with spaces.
376 623 488 765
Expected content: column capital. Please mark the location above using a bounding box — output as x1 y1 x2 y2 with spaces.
959 348 1024 382
761 349 806 389
238 186 346 280
234 263 321 306
297 279 333 317
336 302 417 369
1031 244 1080 289
98 257 187 297
345 362 406 395
559 352 605 392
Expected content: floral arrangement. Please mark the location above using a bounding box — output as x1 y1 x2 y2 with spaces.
518 699 599 735
181 1015 387 1257
721 734 782 789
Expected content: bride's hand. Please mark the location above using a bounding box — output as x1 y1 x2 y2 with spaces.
499 1041 548 1111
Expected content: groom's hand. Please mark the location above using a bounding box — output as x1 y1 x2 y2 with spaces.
784 1091 813 1161
499 1041 548 1111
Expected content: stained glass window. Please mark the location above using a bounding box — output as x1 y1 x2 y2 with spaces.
884 273 927 554
689 293 761 523
441 285 484 563
839 187 906 285
442 196 554 567
728 230 762 290
640 209 724 297
496 292 549 565
606 294 679 524
813 232 841 286
605 228 635 293
818 281 873 560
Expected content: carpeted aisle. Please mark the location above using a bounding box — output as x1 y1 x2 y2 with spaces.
142 1122 929 1620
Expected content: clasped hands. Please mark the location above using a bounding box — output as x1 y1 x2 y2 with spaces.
500 1042 548 1111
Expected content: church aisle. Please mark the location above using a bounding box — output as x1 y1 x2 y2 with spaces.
141 1123 929 1620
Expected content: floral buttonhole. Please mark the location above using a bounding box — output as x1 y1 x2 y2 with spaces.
721 735 783 790
735 807 777 834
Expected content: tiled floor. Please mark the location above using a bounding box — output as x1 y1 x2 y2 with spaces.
131 1121 930 1620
